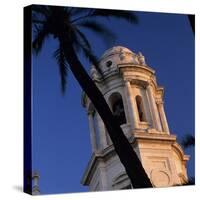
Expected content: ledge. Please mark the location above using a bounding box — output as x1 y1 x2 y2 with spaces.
134 131 177 142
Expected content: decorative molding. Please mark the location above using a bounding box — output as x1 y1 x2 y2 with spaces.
172 142 190 162
150 168 172 187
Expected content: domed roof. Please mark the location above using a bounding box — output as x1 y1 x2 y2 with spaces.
90 46 151 80
89 46 156 90
100 46 135 59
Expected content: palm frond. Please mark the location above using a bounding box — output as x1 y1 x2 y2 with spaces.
71 31 98 66
32 24 50 55
77 20 116 46
53 46 68 93
78 43 103 76
181 134 195 149
81 45 99 67
70 8 93 23
75 28 92 50
92 9 138 24
32 18 45 24
71 8 138 24
32 5 139 93
70 30 100 73
70 7 92 17
32 5 50 19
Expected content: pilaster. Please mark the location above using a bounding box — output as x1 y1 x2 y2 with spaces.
157 100 170 134
124 79 138 129
88 111 98 152
146 83 162 132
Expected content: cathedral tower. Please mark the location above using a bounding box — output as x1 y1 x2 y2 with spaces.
81 46 189 190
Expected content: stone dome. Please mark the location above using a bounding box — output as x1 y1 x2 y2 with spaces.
90 46 148 80
100 46 135 59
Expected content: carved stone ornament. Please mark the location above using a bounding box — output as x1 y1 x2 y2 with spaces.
90 66 100 80
132 54 140 64
150 168 172 187
119 48 125 61
138 51 146 65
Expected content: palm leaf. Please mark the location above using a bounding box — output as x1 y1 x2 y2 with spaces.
75 28 92 50
80 45 99 67
53 46 68 93
32 5 50 19
77 20 116 46
70 30 102 75
69 7 92 17
181 134 195 149
72 8 138 24
79 43 103 76
92 9 138 24
32 24 50 55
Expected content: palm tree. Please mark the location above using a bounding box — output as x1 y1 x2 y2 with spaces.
181 134 195 149
32 5 152 188
181 134 195 185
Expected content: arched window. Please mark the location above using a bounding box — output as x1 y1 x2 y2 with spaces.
109 93 127 125
135 95 146 122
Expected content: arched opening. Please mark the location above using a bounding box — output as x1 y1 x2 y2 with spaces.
135 95 146 122
109 93 127 126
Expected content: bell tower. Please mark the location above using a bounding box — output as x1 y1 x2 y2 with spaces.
81 46 189 190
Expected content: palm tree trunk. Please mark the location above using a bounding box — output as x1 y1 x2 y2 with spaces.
65 44 152 188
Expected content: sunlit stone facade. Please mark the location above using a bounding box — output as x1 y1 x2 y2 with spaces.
81 46 189 190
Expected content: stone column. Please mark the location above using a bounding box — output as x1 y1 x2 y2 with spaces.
157 101 170 134
88 111 97 152
32 172 40 195
96 112 107 149
124 80 138 129
146 84 162 131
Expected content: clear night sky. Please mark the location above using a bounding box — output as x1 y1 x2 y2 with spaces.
32 8 194 194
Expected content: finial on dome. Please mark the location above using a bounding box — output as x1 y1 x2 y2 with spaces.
138 51 146 65
90 65 100 80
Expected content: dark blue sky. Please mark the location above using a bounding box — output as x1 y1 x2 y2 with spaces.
32 9 194 194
